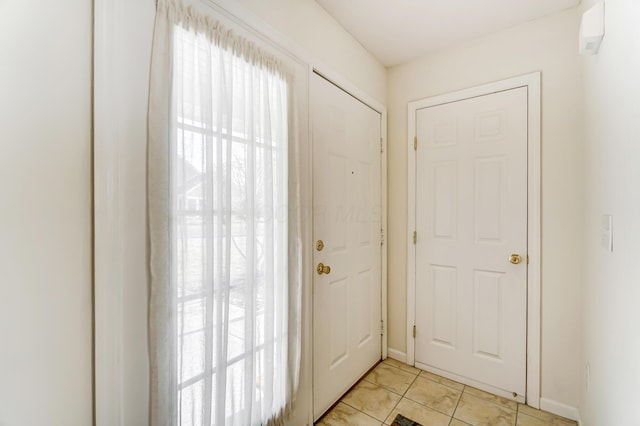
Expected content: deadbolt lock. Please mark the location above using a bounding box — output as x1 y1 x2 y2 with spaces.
317 263 331 275
316 240 325 251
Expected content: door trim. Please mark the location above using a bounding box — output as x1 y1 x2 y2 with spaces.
94 0 125 423
406 73 541 408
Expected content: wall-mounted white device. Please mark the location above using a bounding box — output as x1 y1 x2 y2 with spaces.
580 2 605 56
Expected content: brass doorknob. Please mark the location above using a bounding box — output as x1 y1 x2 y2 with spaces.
317 263 331 275
509 254 523 265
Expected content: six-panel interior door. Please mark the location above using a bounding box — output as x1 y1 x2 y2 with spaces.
311 73 382 420
414 87 528 400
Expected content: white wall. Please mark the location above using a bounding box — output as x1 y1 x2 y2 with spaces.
580 0 640 424
386 8 583 409
231 0 387 104
108 1 386 425
0 0 93 425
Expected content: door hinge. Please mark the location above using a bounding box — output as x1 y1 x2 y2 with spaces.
413 136 417 151
412 325 416 339
380 228 385 246
381 320 385 335
413 231 417 245
380 137 384 154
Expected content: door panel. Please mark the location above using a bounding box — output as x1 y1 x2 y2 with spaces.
312 74 382 420
414 87 527 399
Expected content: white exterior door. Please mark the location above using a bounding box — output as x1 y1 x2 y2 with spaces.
414 87 528 400
311 73 382 420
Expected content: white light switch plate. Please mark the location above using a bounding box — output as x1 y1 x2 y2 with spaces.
601 215 613 252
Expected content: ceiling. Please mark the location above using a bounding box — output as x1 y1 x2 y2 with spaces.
315 0 580 67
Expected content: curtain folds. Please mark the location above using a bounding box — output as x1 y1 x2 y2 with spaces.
148 1 302 424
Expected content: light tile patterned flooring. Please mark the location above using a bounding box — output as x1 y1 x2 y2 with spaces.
316 358 577 426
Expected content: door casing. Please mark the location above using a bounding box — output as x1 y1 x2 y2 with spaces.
406 73 541 409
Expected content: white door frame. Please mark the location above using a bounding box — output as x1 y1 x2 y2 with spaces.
93 0 388 424
406 73 541 408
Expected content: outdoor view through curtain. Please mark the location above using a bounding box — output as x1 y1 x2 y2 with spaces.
148 1 302 425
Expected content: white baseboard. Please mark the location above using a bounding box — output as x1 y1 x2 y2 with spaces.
540 397 581 423
387 348 407 363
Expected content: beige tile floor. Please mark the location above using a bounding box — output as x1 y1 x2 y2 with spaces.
316 358 578 426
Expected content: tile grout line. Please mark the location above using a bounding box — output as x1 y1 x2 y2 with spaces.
372 361 422 425
418 370 467 393
401 392 461 420
347 361 420 425
339 400 385 425
410 372 468 419
462 386 520 411
448 384 466 426
383 367 420 425
383 361 473 422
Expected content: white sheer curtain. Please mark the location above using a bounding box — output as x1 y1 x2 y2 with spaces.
148 1 302 425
